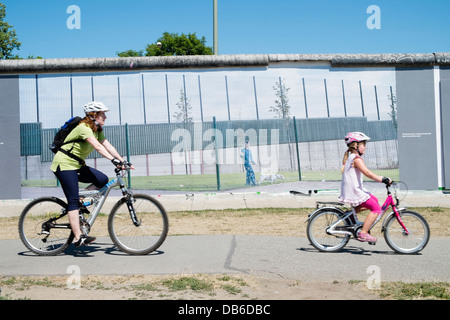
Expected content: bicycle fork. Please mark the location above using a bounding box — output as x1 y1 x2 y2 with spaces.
125 195 141 227
381 207 410 236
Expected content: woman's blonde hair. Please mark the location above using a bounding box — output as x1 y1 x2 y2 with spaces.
80 112 102 133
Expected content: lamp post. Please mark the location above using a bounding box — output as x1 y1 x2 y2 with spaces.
213 0 218 55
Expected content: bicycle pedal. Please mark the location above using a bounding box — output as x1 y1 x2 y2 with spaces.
368 242 376 245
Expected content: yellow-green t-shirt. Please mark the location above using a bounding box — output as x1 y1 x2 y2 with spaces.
51 123 105 172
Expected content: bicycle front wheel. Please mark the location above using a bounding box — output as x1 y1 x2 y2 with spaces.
18 197 74 256
384 210 430 254
307 209 350 252
108 194 169 255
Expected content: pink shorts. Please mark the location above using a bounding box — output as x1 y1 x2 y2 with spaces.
357 194 381 215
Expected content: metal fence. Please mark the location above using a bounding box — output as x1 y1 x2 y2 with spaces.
18 70 396 129
20 117 398 191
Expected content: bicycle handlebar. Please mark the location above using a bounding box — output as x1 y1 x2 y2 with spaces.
382 176 392 186
114 161 133 174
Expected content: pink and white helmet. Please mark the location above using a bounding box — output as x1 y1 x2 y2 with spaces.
344 132 371 145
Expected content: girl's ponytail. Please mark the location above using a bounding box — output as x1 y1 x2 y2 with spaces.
341 142 357 172
341 149 350 173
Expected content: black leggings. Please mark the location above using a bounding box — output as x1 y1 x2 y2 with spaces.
54 165 108 211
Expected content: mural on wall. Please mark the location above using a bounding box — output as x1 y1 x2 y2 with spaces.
18 63 396 129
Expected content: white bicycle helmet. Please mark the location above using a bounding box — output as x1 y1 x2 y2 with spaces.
83 101 110 113
344 132 371 145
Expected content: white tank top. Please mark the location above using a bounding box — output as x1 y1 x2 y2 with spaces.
339 153 371 206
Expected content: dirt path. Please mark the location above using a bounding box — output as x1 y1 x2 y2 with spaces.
1 274 380 300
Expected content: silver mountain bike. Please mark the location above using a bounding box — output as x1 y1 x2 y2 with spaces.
19 164 169 256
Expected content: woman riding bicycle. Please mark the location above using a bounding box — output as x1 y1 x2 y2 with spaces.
338 132 391 243
51 101 133 248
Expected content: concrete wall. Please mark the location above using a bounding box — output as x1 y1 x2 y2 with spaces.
440 67 450 190
396 68 439 190
0 76 21 200
396 66 448 190
1 53 450 196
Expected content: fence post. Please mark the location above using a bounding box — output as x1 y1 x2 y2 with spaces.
213 116 221 190
253 76 260 120
54 128 60 187
341 79 347 117
359 80 365 116
374 85 380 120
125 123 131 189
293 117 302 181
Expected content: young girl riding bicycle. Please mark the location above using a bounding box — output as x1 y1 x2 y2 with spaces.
339 132 391 243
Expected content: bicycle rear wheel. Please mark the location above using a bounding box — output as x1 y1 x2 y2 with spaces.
307 209 350 252
18 197 74 256
384 210 430 254
108 194 169 255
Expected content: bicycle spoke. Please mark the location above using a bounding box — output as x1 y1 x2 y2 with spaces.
307 209 350 252
108 194 169 255
19 197 73 255
384 210 430 254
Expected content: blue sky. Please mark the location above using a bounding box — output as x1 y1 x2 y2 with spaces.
2 0 450 59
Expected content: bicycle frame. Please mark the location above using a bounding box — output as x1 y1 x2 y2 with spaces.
321 184 410 238
378 188 410 235
79 167 131 228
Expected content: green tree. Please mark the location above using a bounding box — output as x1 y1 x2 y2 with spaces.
269 78 291 119
388 92 398 131
0 2 21 59
270 78 295 169
173 87 193 175
116 49 144 57
174 88 193 123
117 32 213 57
147 32 213 56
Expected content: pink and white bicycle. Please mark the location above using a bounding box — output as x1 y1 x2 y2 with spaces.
304 182 430 254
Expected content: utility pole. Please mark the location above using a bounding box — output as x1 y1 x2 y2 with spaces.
213 0 218 55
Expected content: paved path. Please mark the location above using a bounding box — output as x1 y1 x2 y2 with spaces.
1 235 448 283
1 181 449 284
